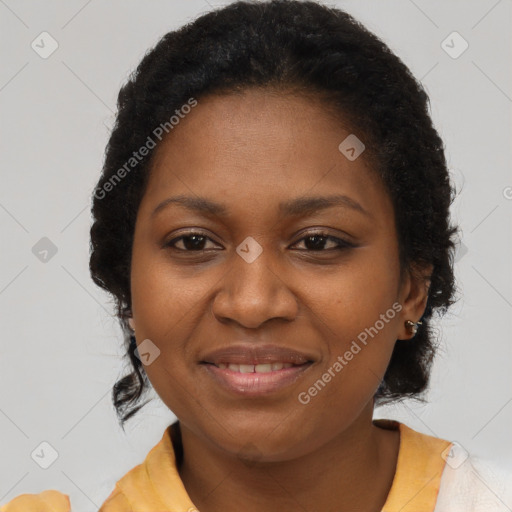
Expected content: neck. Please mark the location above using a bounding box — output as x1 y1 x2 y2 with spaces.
177 405 399 512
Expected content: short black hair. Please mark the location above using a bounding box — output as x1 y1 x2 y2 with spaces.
89 0 457 427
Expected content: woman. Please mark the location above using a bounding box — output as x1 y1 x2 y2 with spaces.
2 1 510 510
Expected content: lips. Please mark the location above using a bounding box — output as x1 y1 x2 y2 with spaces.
199 344 315 396
200 344 314 366
215 362 294 373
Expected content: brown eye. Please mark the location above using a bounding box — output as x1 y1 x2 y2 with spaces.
165 232 220 251
292 233 354 251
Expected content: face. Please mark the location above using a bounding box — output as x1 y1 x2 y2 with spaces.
129 88 428 461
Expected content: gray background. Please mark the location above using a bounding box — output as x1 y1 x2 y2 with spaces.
0 0 511 510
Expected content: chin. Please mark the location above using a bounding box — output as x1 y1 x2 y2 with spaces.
202 413 314 463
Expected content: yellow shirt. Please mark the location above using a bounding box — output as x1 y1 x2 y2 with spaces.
0 419 451 511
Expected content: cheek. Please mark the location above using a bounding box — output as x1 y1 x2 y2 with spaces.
129 247 223 406
296 248 401 398
293 300 399 447
304 242 401 335
130 240 216 335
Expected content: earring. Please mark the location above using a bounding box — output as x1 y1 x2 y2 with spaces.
405 320 422 335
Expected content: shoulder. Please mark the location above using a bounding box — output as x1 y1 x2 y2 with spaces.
0 486 134 512
0 426 175 512
435 444 512 512
0 490 70 512
98 486 133 511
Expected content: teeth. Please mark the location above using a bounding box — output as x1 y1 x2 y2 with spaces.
255 364 272 373
217 362 295 372
272 362 293 370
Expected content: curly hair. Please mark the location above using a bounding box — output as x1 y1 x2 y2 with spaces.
89 0 457 427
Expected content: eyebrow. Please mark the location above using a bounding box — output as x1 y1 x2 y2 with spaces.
151 193 371 219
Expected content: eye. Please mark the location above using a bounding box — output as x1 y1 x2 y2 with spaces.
164 230 354 253
164 232 221 252
291 232 354 251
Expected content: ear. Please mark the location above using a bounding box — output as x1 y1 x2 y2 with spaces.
396 263 432 340
128 317 136 331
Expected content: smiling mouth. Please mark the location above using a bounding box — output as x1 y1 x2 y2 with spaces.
198 344 316 395
203 362 310 373
200 360 314 396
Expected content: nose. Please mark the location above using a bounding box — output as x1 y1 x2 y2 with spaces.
211 249 299 329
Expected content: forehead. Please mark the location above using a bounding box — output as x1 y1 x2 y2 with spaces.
139 89 388 221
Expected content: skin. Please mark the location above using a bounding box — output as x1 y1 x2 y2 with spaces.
129 88 431 512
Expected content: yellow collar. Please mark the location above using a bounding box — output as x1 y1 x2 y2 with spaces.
375 419 452 511
106 420 451 511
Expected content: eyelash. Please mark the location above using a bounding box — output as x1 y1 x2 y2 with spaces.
164 231 355 253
